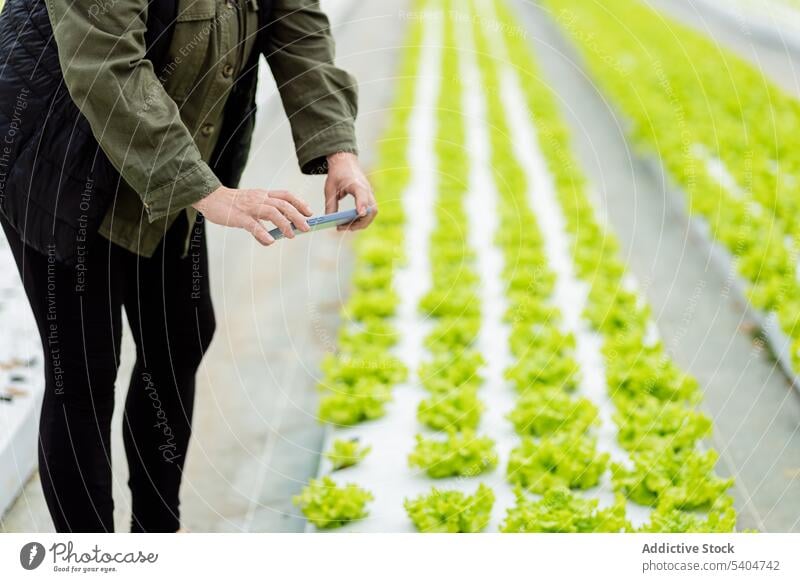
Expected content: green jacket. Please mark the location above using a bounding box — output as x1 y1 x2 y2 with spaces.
46 0 359 256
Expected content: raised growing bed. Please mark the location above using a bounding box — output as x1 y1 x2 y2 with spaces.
546 0 800 391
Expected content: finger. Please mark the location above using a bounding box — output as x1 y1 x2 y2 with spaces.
246 218 275 246
268 190 313 217
348 182 374 217
338 215 372 231
271 198 310 232
259 205 295 239
324 179 339 214
339 191 377 231
338 210 377 231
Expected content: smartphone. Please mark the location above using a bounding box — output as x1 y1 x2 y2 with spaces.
267 207 373 240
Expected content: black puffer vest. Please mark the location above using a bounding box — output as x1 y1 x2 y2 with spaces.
0 0 265 264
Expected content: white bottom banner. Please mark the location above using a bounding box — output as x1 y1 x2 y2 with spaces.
0 534 798 581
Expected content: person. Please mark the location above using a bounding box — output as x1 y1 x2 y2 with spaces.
0 0 377 533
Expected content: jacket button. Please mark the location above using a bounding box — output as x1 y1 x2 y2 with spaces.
201 124 214 137
222 64 235 78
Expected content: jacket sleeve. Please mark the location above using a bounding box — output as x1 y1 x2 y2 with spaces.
45 0 221 222
263 0 359 174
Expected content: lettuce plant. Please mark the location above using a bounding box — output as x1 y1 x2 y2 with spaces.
409 430 498 479
418 351 485 392
424 317 480 354
504 352 581 393
612 449 734 510
419 287 481 319
293 477 373 529
318 380 392 426
501 487 628 533
417 385 484 431
504 297 560 326
325 438 372 471
508 324 575 360
505 265 556 297
614 397 712 452
344 289 400 321
584 283 649 336
405 484 495 533
355 236 405 270
352 265 394 292
507 433 609 493
337 320 400 352
637 495 737 533
507 389 599 437
603 336 699 405
320 351 408 389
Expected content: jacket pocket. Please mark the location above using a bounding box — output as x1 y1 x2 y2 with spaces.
161 0 217 103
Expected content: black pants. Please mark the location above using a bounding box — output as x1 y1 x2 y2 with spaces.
0 214 216 532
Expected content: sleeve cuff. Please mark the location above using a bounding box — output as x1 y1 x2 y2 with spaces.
297 124 359 175
143 162 222 222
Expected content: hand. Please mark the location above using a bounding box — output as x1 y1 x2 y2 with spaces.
324 152 378 231
193 186 312 246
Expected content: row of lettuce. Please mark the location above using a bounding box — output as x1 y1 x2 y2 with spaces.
408 0 495 479
291 0 423 527
546 0 800 375
294 0 738 532
406 4 498 530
